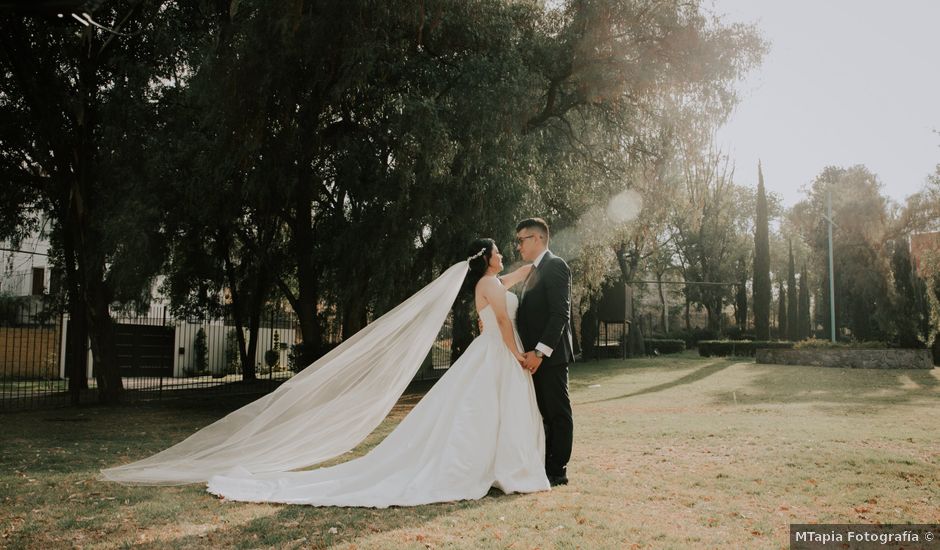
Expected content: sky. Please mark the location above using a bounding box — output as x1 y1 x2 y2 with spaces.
711 0 940 207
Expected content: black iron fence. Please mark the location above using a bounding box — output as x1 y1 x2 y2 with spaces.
1 298 454 411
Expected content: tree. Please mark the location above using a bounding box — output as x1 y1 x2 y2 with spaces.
798 265 811 340
734 272 748 330
0 4 200 402
777 280 787 340
753 162 772 339
670 146 754 334
888 238 928 347
787 240 799 340
791 165 895 341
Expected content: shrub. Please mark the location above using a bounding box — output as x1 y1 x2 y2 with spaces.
667 328 717 349
193 327 208 373
723 326 755 341
224 328 241 374
264 349 280 370
643 339 686 354
698 340 794 357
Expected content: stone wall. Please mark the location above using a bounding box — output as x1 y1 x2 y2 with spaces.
755 348 934 369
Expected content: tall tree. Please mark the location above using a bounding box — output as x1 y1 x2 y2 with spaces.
753 162 772 339
888 238 928 347
0 4 199 402
787 240 799 340
798 265 811 340
777 280 787 339
790 165 895 341
670 145 755 334
734 275 748 330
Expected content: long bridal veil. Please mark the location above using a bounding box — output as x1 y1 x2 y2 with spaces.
100 261 469 485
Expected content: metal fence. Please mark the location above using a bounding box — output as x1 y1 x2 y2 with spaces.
1 297 454 411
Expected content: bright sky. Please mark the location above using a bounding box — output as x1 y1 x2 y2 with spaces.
711 0 940 207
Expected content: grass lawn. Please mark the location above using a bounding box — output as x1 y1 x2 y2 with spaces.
1 352 938 549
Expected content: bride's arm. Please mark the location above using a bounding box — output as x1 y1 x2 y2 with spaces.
478 278 525 362
498 263 533 289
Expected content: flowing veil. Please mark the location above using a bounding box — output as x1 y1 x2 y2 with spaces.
100 261 469 485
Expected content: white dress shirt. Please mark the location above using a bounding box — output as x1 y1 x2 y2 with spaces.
531 249 554 358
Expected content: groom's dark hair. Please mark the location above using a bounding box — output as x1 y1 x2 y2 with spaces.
515 217 550 242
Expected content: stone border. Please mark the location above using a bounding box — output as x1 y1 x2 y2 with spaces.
755 348 934 369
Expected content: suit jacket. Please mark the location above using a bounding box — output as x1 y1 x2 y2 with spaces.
517 250 575 368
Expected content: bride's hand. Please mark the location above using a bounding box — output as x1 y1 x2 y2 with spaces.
515 352 526 364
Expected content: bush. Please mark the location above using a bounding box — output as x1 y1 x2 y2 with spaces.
697 340 794 357
0 293 28 326
723 326 755 341
643 339 686 354
224 328 241 374
193 327 208 373
666 328 717 349
264 349 280 370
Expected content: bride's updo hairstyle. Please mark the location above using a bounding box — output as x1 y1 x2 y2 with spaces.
461 238 496 297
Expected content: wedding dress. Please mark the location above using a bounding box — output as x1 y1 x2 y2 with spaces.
205 289 550 506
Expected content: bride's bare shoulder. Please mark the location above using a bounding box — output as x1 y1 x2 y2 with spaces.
476 275 503 295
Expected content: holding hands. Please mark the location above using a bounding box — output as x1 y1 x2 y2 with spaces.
520 350 543 374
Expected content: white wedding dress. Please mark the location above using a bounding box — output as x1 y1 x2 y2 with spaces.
205 290 550 506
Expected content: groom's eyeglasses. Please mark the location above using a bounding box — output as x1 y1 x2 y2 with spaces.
516 235 537 245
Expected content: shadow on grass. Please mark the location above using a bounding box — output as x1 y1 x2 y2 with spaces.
147 490 524 549
576 358 733 404
569 351 713 389
709 363 940 409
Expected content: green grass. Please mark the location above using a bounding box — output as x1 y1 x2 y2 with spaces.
1 351 938 548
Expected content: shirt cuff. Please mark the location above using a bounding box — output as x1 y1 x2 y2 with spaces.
535 343 554 357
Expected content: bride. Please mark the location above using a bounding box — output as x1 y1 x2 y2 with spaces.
101 238 550 506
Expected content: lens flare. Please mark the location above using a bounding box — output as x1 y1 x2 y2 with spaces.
606 189 643 224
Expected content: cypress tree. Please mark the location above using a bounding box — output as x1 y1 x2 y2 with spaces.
753 162 772 339
777 280 788 340
735 278 748 330
787 241 799 340
799 265 811 340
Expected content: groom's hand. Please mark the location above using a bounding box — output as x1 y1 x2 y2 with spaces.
522 351 543 374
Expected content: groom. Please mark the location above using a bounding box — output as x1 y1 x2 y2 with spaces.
515 218 574 487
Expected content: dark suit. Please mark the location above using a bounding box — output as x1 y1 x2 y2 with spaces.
517 250 574 479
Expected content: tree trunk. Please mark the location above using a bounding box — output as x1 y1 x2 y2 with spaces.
580 303 597 359
61 214 88 403
233 311 255 381
656 272 668 334
704 293 722 334
342 287 369 339
246 308 261 379
87 290 122 404
289 187 323 367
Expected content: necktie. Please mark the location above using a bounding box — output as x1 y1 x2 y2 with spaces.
520 263 537 302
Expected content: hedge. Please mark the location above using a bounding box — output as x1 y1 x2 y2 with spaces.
697 340 794 357
643 339 686 354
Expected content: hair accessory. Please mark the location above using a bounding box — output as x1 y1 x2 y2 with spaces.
466 247 487 262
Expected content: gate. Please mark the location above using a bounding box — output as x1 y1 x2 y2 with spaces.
113 324 174 377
